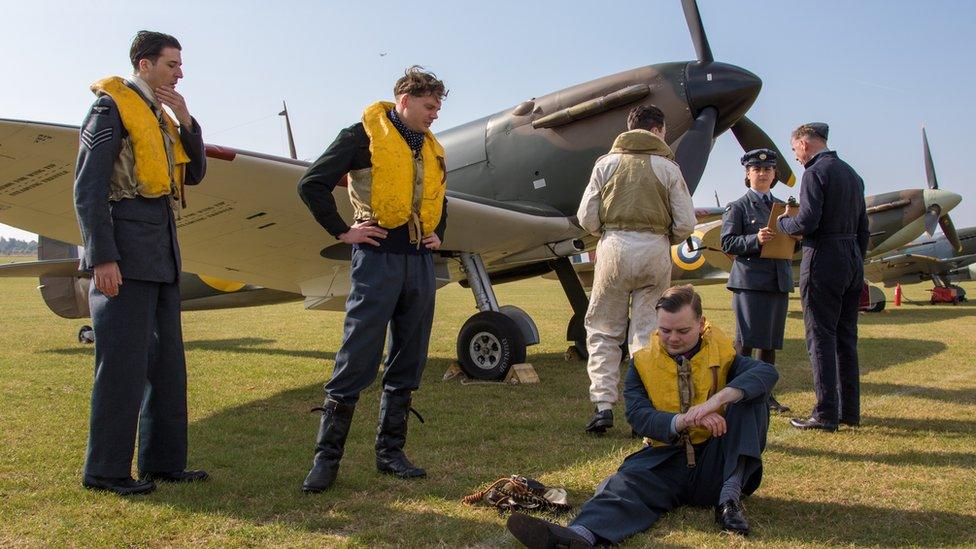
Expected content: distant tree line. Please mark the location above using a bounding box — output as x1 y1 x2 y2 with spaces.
0 237 38 255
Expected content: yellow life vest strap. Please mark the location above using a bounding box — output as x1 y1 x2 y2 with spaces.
676 356 697 467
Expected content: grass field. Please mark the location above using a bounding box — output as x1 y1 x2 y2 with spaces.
1 263 975 547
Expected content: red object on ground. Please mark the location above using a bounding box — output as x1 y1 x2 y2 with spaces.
894 284 903 306
929 286 958 304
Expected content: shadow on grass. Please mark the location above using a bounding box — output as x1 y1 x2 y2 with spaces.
861 381 976 405
768 443 976 469
749 496 976 546
864 416 976 437
124 350 975 545
787 305 976 325
769 337 947 396
42 337 335 361
134 354 618 543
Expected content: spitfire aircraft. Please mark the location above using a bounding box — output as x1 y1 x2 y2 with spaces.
865 228 976 294
0 0 798 381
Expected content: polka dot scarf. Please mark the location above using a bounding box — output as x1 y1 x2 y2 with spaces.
387 108 425 153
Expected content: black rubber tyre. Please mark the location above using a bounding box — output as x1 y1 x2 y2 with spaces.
456 311 526 380
864 286 886 313
949 284 967 302
566 312 588 360
566 315 629 360
78 325 95 344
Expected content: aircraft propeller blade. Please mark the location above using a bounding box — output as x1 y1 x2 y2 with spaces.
674 106 717 194
939 214 963 253
730 115 796 186
681 0 713 63
924 204 941 236
923 126 939 190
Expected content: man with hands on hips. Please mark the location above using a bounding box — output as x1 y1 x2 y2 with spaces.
297 66 448 494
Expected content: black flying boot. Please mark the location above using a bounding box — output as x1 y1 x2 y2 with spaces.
302 398 355 493
375 391 426 479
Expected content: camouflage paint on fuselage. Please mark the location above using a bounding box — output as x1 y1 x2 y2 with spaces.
865 188 962 257
439 61 761 217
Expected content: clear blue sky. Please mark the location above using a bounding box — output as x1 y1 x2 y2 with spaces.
3 0 974 242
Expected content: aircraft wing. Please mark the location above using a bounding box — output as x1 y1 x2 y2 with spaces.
864 252 976 286
0 119 582 302
694 206 726 224
0 258 84 278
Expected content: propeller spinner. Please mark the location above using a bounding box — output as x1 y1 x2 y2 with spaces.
674 0 794 193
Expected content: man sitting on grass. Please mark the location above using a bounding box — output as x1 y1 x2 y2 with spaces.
507 285 778 546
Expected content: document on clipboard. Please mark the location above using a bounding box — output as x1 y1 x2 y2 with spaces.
760 201 800 260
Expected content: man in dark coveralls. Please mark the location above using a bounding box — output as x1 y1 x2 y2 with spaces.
778 123 869 432
74 31 208 495
298 67 448 493
506 286 778 546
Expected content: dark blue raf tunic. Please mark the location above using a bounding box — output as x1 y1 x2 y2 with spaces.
569 351 778 544
74 89 207 477
778 150 869 425
721 190 793 350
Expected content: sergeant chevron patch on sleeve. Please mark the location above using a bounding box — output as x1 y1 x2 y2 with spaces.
81 127 113 150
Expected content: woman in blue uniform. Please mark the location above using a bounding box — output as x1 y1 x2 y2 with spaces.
720 149 792 413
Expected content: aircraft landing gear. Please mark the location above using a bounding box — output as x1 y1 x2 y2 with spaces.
948 284 968 302
550 258 590 360
456 253 538 380
78 325 95 344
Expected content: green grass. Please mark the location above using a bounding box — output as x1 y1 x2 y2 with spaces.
1 266 975 547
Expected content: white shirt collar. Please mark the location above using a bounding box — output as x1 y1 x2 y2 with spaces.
749 188 772 200
127 75 158 107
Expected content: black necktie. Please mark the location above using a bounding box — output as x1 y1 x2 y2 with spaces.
763 195 772 208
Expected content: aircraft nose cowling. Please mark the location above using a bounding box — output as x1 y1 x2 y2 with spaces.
685 62 762 133
924 189 962 213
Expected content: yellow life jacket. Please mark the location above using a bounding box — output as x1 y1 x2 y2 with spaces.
632 321 737 446
90 76 190 200
359 101 446 239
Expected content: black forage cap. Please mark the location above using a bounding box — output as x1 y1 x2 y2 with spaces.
741 148 778 167
804 122 829 141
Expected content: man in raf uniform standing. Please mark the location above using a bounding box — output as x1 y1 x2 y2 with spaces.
298 66 448 493
778 123 868 431
74 31 208 495
506 285 778 546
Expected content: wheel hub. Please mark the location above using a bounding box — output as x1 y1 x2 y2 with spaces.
468 331 502 370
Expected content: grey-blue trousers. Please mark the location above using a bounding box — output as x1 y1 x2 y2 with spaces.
571 396 769 544
325 249 436 404
84 279 188 477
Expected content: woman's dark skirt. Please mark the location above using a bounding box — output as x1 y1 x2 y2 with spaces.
731 289 788 350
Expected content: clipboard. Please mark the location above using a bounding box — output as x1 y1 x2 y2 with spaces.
760 202 799 260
